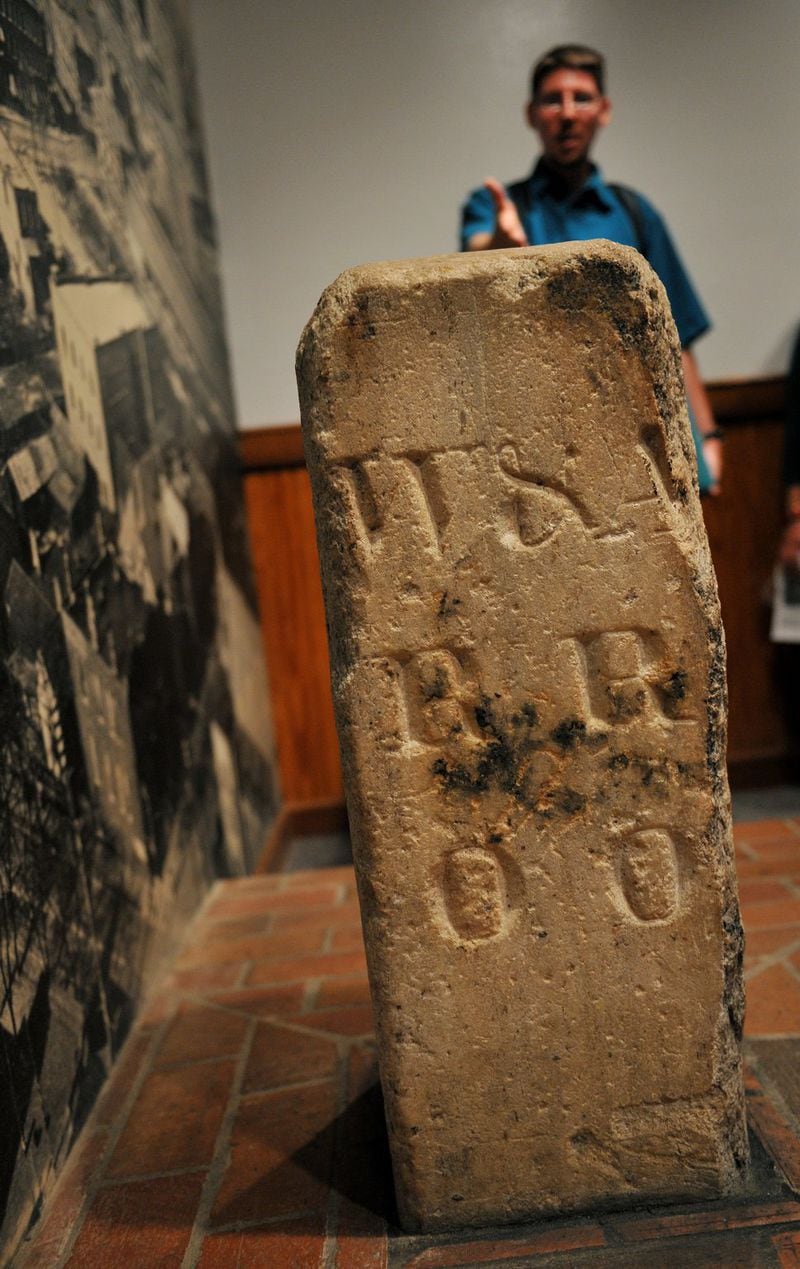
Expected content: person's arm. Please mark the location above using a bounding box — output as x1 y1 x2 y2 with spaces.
681 347 723 496
779 327 800 566
465 178 529 251
632 200 722 492
780 485 800 568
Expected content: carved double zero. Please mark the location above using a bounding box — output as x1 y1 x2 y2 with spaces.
440 827 684 939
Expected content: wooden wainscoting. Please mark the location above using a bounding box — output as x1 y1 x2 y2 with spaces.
242 429 342 805
702 377 792 784
241 374 793 807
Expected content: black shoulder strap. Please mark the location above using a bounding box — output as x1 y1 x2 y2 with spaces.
607 183 646 256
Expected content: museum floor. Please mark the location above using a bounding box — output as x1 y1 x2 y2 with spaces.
16 816 800 1268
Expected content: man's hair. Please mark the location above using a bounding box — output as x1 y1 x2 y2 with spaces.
530 45 605 99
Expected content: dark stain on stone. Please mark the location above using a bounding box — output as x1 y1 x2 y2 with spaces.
705 621 726 775
438 591 462 619
608 753 629 770
555 787 586 814
660 669 688 718
722 902 745 1040
421 666 448 702
474 702 493 731
536 785 587 819
346 294 377 339
632 758 670 796
512 702 539 729
546 256 647 352
432 756 477 795
432 696 538 806
551 718 586 750
607 685 646 722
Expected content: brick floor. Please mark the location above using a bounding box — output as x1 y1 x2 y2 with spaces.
16 821 800 1267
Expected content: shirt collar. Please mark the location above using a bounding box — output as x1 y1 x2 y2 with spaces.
528 158 615 210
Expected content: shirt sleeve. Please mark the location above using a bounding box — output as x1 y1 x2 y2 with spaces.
460 184 496 251
637 196 711 348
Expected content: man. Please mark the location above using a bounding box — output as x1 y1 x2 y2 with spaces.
461 44 723 494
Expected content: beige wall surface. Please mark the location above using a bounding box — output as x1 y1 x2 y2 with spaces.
191 0 800 428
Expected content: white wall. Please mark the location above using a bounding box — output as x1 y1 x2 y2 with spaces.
191 0 800 428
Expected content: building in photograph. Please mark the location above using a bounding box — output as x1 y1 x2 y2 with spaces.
0 0 50 121
50 276 151 511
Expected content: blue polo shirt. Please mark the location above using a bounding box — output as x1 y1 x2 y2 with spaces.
460 160 710 350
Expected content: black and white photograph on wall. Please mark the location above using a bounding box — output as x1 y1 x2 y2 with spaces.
0 0 276 1254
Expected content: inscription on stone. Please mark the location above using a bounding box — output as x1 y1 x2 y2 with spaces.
298 242 747 1232
617 828 680 922
442 846 509 941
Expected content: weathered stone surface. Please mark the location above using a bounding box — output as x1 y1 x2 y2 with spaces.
296 242 748 1232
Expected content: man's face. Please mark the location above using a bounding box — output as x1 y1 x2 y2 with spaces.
527 68 611 170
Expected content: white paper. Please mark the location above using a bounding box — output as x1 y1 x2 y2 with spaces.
770 566 800 643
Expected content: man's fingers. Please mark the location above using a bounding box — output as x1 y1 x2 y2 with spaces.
483 176 508 212
483 177 527 247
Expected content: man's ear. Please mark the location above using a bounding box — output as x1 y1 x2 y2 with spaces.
525 99 536 131
598 96 612 127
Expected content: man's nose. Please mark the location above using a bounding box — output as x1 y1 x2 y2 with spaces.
560 93 577 119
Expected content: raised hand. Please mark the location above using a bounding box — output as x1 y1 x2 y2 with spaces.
484 177 528 249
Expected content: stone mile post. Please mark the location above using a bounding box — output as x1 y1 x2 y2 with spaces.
296 242 748 1233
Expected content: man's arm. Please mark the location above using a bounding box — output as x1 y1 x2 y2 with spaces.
681 347 723 496
779 485 800 567
631 199 722 492
465 178 529 251
778 327 800 566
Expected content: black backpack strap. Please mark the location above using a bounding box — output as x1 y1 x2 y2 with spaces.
607 182 646 256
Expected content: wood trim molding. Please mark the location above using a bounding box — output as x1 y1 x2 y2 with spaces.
239 376 788 471
707 375 786 425
239 424 306 472
255 799 348 874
